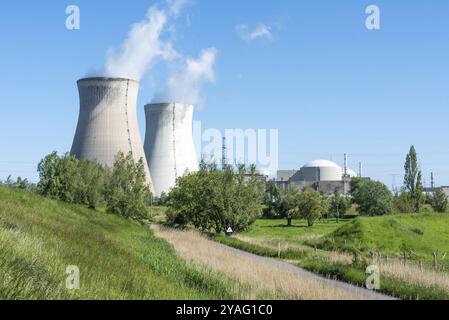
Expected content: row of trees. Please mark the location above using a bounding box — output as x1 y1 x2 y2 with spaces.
257 147 448 226
395 146 448 213
263 176 399 226
36 152 152 220
0 175 33 190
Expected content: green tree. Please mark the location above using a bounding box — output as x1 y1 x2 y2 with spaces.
403 146 424 212
277 187 302 226
394 189 415 213
167 162 263 233
262 180 282 218
351 179 393 216
104 152 152 220
77 160 107 209
37 151 62 197
431 188 448 213
330 190 351 223
37 152 108 208
37 152 80 203
297 189 329 227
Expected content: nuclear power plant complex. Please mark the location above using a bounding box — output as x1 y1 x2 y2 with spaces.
277 158 360 195
70 77 200 197
70 77 364 198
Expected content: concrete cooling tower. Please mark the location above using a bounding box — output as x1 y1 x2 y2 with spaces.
144 103 199 197
70 77 153 191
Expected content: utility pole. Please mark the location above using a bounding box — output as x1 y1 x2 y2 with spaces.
343 153 348 177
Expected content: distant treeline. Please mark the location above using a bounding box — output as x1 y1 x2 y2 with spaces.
1 152 152 220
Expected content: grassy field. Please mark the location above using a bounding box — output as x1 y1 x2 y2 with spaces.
314 214 449 263
0 187 250 300
241 218 346 245
241 215 449 264
221 215 449 300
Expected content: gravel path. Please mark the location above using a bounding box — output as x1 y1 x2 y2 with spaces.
152 225 396 300
213 241 396 300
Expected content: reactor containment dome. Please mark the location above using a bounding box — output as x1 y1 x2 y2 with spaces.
144 103 199 197
70 77 153 191
294 160 356 182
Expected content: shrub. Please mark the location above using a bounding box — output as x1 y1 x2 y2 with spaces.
330 190 351 222
104 152 152 220
299 189 329 227
431 188 448 213
167 162 263 234
351 178 393 216
36 151 152 220
394 189 414 214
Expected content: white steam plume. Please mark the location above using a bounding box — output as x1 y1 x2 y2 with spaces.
167 0 189 17
236 24 273 41
153 48 218 107
104 6 178 80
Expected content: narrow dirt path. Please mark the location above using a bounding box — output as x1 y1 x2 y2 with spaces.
151 225 395 300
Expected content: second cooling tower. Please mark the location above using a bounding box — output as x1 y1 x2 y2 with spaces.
144 103 198 197
71 77 153 191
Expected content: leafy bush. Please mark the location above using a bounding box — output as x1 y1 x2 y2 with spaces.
36 151 151 220
394 189 415 214
104 152 152 220
296 189 329 227
166 162 263 233
431 188 448 213
329 190 351 222
262 180 282 218
277 187 302 226
351 178 393 216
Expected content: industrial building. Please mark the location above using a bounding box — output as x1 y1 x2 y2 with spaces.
277 159 358 195
144 103 199 197
70 77 153 191
423 186 449 198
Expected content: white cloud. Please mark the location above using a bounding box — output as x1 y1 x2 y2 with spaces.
153 48 218 107
236 24 273 41
167 0 189 17
100 2 218 108
104 6 178 80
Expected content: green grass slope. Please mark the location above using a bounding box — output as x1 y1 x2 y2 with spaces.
0 188 245 300
242 219 345 244
315 214 449 262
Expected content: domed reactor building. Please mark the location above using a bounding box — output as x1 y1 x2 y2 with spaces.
70 77 153 192
276 157 359 195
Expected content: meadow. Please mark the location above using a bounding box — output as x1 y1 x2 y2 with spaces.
0 187 251 300
3 185 449 300
215 215 449 300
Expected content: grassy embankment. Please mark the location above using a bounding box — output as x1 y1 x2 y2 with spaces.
214 216 449 300
0 187 253 300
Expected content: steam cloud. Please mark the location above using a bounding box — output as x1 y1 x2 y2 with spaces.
236 24 273 41
101 1 216 107
104 6 178 80
153 48 217 107
167 0 189 17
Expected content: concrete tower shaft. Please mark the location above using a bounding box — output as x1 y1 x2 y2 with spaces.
71 77 153 191
144 103 199 197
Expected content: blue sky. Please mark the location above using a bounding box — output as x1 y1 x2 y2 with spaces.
0 0 448 188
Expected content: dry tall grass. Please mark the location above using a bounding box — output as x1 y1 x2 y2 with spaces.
371 257 449 293
152 225 388 300
238 235 449 294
